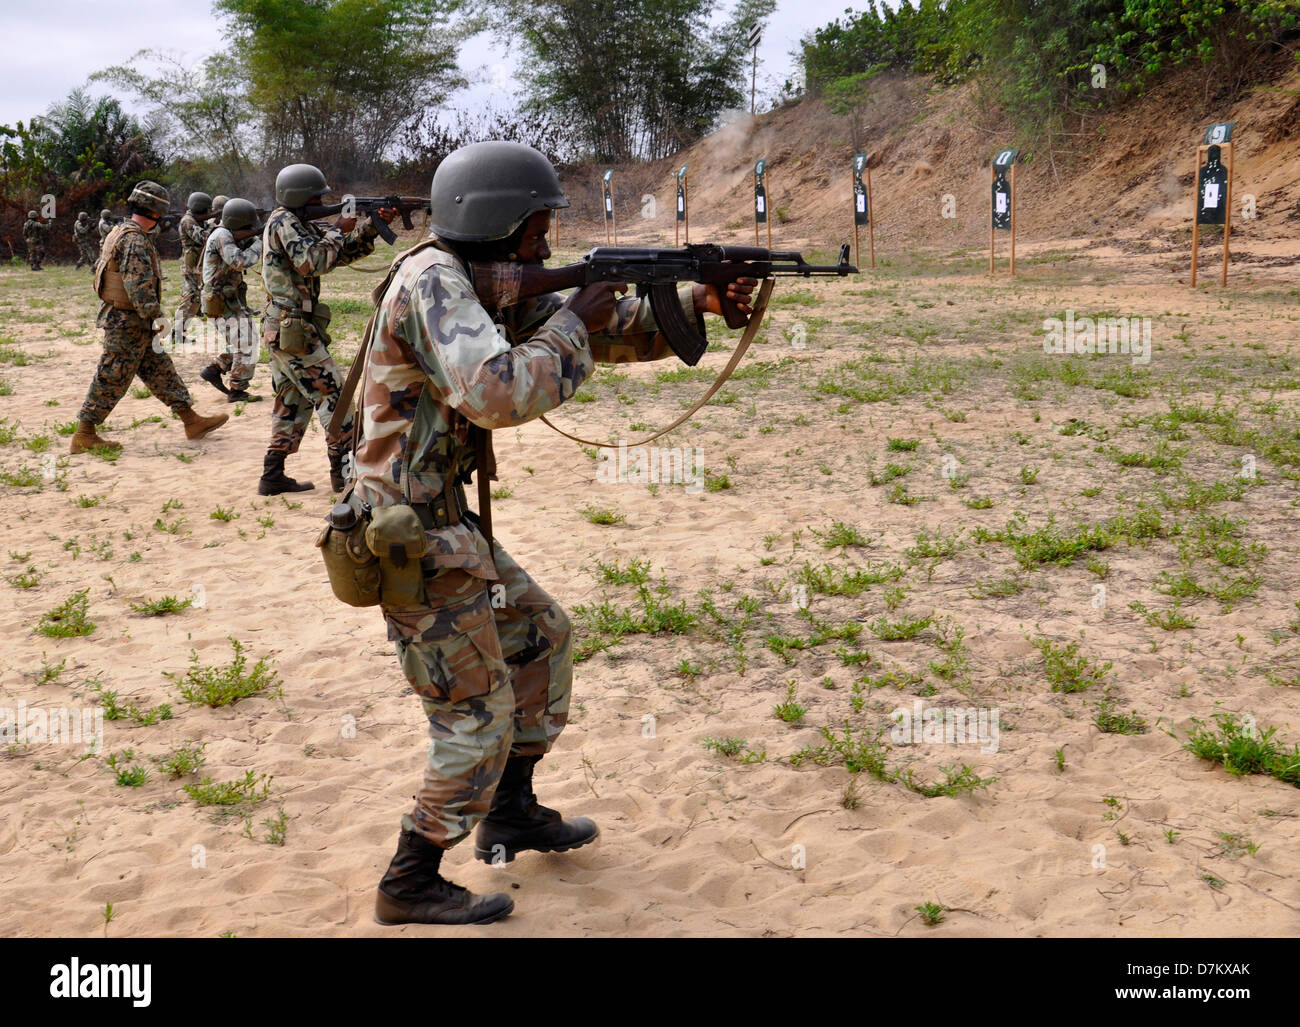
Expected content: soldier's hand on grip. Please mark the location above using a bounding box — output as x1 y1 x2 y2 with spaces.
563 281 626 333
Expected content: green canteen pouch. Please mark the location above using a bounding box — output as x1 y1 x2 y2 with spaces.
202 291 225 318
311 300 333 348
365 504 429 609
316 518 381 607
278 313 310 355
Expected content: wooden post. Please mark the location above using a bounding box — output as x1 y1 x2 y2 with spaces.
989 165 995 275
1190 145 1203 288
610 180 617 245
1009 163 1017 276
675 172 679 247
866 163 876 269
683 172 689 245
766 170 772 250
1222 142 1234 288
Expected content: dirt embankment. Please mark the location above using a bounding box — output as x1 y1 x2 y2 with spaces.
560 52 1300 261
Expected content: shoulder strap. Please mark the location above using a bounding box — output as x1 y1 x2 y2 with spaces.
327 237 445 450
540 278 775 449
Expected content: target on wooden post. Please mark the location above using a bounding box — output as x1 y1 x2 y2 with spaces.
602 169 616 245
753 158 771 248
676 164 689 245
990 149 1019 275
1190 122 1235 288
852 153 874 269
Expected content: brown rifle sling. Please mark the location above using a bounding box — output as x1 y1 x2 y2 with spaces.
540 277 774 449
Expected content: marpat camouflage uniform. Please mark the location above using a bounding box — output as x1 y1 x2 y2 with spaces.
79 221 192 425
352 240 692 848
177 211 207 321
22 217 46 270
260 206 379 461
74 216 98 269
202 226 262 393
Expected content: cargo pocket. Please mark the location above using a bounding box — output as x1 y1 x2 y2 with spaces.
390 575 509 706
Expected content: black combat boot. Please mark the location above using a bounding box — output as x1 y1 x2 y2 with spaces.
328 450 348 493
257 452 314 495
375 829 514 926
227 389 262 403
199 363 229 395
474 755 599 864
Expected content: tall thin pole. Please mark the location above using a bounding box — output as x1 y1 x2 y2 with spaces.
1009 163 1017 277
683 172 689 244
866 163 875 269
1222 142 1234 288
751 46 757 115
989 165 995 275
1190 145 1202 288
766 170 772 250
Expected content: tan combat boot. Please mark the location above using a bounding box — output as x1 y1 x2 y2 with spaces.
69 421 121 455
177 406 229 441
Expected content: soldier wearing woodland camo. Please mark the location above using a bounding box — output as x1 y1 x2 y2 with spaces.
198 199 264 403
70 181 229 455
22 211 46 270
348 142 755 926
98 209 116 242
256 163 393 496
74 212 97 270
176 192 214 330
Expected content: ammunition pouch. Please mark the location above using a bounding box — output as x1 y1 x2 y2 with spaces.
96 268 135 311
184 248 200 272
365 504 429 609
202 291 226 318
311 301 333 348
316 508 381 608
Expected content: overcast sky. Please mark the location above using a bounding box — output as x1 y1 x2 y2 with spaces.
0 0 861 130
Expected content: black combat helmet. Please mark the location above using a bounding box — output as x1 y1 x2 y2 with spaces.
221 198 263 234
187 191 213 215
428 142 568 242
275 165 329 208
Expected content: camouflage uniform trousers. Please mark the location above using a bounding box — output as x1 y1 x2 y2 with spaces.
178 268 202 322
78 317 192 425
266 337 351 459
211 309 259 393
385 537 573 849
75 241 98 269
26 244 44 271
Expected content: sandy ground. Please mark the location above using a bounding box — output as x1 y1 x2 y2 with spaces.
0 225 1298 938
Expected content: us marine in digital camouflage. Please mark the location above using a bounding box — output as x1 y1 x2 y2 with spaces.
257 164 394 496
70 181 230 455
199 199 265 403
346 142 755 926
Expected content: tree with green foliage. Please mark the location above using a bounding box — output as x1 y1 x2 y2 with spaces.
489 0 776 162
213 0 472 179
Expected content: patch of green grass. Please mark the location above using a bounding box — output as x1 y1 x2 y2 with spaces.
796 561 902 596
0 467 42 488
915 902 945 926
886 438 920 452
870 613 933 641
156 742 206 779
129 595 192 617
168 638 283 708
1035 638 1111 693
580 505 626 526
702 736 765 763
1184 713 1300 786
591 556 650 586
1093 700 1148 735
37 589 95 638
773 681 807 724
810 521 870 549
210 506 239 522
184 770 273 807
6 564 42 589
900 764 998 798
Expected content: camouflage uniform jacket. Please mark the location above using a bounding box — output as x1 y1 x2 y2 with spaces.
22 218 46 244
260 207 379 327
98 217 114 241
97 221 163 331
352 240 692 581
74 218 94 243
202 227 261 314
178 212 206 271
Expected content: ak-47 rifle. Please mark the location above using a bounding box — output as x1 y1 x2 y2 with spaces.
299 195 430 246
471 243 857 366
